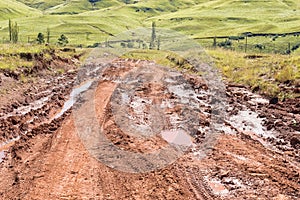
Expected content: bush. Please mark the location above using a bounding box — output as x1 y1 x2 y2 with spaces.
57 34 68 46
218 39 232 47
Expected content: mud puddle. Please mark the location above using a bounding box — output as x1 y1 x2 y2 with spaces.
0 151 4 163
161 129 194 146
0 136 20 163
229 110 274 138
54 80 94 119
0 96 51 119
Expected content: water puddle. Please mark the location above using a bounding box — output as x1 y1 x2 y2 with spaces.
0 151 4 163
0 136 20 163
229 110 274 138
160 129 193 146
206 178 229 196
249 97 269 105
54 80 93 119
222 177 245 190
231 87 269 105
0 96 51 119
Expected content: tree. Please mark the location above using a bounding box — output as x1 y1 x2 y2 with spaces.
120 42 126 48
37 33 45 44
149 21 156 49
11 22 19 43
88 0 100 7
8 19 12 41
157 36 161 50
57 34 68 46
46 28 50 43
8 19 18 43
127 42 134 48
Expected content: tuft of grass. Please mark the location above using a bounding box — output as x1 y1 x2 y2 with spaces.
122 49 195 73
0 56 33 70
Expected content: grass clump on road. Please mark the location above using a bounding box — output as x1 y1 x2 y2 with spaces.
122 49 195 73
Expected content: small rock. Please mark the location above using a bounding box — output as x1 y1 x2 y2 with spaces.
269 97 279 105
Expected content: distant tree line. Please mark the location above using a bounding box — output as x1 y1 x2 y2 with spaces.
199 31 300 54
117 22 160 50
6 19 69 46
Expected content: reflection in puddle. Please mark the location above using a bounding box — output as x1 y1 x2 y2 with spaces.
0 151 4 163
54 80 93 119
0 96 51 119
230 110 274 138
0 136 20 163
207 179 229 196
161 129 193 146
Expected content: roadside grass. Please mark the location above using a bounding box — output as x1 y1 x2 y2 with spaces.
121 48 299 98
0 43 49 54
0 56 33 70
208 48 300 98
0 43 82 71
0 43 47 70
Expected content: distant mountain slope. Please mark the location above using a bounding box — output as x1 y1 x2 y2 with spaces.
0 0 41 20
0 0 299 46
16 0 66 10
149 0 300 36
17 0 123 13
46 0 122 14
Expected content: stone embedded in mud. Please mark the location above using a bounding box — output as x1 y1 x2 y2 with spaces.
290 136 300 149
10 116 19 125
269 97 279 105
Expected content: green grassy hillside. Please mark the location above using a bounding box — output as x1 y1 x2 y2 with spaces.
0 0 41 20
16 0 65 10
0 0 299 47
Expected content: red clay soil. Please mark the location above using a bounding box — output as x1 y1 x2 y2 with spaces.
0 59 299 200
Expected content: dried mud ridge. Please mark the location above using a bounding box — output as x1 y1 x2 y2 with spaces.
0 59 299 199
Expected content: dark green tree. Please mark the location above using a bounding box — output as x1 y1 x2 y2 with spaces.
46 28 50 43
157 36 161 50
57 34 68 46
11 22 19 43
8 19 12 41
124 0 131 4
37 33 45 44
88 0 100 8
8 19 18 43
149 22 156 49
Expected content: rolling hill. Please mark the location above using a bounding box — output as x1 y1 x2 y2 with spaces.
0 0 299 47
0 0 41 20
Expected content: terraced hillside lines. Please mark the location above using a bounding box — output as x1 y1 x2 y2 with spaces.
0 0 41 20
16 0 66 10
149 0 300 37
0 0 299 46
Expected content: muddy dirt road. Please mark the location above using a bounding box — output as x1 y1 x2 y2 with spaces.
0 58 299 200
